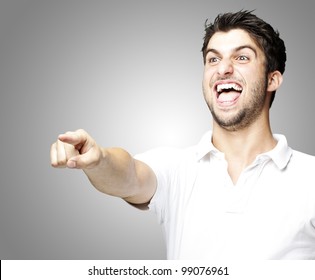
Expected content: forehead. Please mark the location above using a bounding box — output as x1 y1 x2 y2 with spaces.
207 29 262 54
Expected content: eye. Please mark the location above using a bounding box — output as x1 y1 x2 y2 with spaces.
236 55 249 62
208 57 220 64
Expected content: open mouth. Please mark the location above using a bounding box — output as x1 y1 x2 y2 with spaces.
215 82 243 105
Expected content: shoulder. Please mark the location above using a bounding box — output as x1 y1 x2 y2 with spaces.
284 150 315 184
289 149 315 166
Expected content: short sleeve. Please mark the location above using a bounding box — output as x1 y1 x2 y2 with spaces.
134 147 181 224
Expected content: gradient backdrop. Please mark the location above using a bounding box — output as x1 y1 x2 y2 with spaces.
1 0 314 259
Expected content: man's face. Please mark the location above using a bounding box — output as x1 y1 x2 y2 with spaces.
202 29 268 131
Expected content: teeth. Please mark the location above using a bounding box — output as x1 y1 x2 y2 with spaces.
217 83 242 93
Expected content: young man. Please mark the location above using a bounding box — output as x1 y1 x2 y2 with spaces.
50 11 315 259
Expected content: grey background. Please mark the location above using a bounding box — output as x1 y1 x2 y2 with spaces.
0 0 314 259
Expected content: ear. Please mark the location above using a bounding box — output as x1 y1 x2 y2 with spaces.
267 71 283 92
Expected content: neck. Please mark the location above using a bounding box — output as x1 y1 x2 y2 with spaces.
212 116 277 169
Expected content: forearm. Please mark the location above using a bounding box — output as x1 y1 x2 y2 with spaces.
83 147 155 204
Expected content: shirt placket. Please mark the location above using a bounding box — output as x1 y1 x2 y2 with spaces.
224 157 270 214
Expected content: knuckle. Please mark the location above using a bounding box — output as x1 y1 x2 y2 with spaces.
50 161 58 168
58 158 67 166
51 159 66 168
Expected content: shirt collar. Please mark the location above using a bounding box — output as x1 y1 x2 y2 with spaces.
195 131 219 161
195 131 292 170
260 134 292 170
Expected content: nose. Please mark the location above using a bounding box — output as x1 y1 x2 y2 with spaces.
217 58 234 76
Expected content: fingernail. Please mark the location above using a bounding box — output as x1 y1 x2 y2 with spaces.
67 160 77 169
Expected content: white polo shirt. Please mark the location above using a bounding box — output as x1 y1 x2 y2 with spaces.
135 131 315 260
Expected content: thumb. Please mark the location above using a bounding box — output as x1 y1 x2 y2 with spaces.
66 147 100 169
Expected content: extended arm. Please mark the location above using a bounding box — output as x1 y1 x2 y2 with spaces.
50 129 156 206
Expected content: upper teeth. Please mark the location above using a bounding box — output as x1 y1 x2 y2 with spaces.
217 83 242 93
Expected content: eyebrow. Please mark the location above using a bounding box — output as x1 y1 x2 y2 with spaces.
205 45 258 57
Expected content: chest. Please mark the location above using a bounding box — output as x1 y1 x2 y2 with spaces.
170 159 315 259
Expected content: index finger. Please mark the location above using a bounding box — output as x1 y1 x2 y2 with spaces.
58 130 87 146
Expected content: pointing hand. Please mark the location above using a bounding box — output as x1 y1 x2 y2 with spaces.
50 129 102 169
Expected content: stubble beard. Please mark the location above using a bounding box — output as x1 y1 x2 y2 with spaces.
205 77 268 132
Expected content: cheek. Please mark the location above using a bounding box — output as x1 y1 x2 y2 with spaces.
203 67 215 86
202 75 215 102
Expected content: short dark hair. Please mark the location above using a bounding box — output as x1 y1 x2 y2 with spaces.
201 10 286 107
